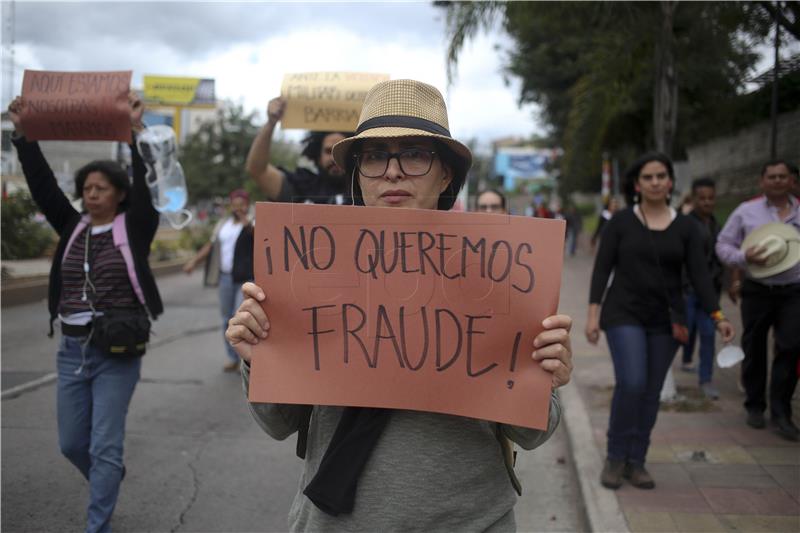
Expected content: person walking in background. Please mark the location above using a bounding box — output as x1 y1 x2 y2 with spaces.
715 160 800 441
679 192 694 215
475 188 507 214
183 189 254 372
245 96 352 205
586 153 734 491
8 94 163 533
563 205 583 256
226 79 574 531
680 178 724 399
590 197 619 252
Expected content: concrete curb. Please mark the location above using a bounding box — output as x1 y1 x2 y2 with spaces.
560 381 629 533
1 258 187 308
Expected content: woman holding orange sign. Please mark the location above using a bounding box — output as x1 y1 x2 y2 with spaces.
226 79 573 531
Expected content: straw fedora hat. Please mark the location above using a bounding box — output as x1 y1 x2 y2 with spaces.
332 79 472 182
740 222 800 279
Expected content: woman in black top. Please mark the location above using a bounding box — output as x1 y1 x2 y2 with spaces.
585 153 734 490
9 94 162 533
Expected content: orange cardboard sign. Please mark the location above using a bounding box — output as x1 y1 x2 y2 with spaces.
20 70 132 142
249 203 566 430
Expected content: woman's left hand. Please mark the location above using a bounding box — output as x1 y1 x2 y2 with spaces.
716 319 735 343
532 314 573 388
129 91 144 132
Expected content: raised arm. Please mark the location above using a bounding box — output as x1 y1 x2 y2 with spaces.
125 92 160 243
8 96 79 234
245 97 288 200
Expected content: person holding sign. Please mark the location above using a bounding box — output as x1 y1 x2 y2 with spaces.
8 93 163 533
586 153 735 490
245 96 351 205
226 79 573 531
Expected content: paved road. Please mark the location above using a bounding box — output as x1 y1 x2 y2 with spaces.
2 270 587 532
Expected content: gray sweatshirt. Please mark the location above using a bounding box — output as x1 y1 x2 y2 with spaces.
242 364 560 532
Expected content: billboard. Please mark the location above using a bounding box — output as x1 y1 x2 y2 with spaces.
493 147 552 191
143 76 215 106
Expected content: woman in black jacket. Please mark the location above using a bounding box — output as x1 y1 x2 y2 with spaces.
9 93 162 533
585 153 734 491
183 189 254 371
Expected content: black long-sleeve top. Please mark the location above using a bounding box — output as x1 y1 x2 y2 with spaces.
589 207 720 330
13 135 164 328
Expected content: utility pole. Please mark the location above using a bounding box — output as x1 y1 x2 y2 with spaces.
2 0 16 109
770 0 781 160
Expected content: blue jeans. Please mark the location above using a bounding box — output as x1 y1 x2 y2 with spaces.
219 272 243 362
57 335 141 533
682 293 716 384
605 325 678 464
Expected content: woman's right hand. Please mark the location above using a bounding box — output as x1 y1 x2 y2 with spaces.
266 97 286 125
225 282 270 363
585 304 601 345
585 316 601 345
182 258 197 274
7 96 25 137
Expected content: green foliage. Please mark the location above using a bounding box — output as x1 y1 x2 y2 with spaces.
179 223 214 252
150 239 181 262
1 192 56 260
440 1 782 195
179 103 299 203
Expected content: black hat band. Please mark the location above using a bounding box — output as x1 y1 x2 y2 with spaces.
356 115 451 137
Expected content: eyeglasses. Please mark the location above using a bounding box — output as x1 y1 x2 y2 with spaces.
476 203 504 212
354 149 437 178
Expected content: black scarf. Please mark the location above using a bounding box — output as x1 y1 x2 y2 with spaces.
303 407 391 516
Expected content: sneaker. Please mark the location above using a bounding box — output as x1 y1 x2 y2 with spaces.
223 360 240 372
623 463 656 489
600 459 625 490
680 363 695 372
701 383 720 400
746 410 766 429
771 416 800 442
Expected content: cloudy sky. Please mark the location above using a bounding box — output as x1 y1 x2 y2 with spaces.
3 1 543 151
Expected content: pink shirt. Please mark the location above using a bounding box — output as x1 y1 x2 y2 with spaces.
716 195 800 285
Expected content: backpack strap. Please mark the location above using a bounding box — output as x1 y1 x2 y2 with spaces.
495 424 522 495
111 213 147 308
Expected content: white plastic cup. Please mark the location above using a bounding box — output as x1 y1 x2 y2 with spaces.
716 345 745 368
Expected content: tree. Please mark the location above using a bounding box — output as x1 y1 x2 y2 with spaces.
1 192 55 259
439 1 774 195
179 103 299 202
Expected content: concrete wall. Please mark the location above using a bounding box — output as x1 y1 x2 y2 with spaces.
687 110 800 197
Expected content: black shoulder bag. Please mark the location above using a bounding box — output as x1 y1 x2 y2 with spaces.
638 206 689 344
82 227 151 357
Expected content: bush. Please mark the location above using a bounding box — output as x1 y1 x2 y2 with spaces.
150 239 181 261
179 223 214 252
1 193 56 260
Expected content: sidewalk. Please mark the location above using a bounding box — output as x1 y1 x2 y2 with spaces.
560 248 800 532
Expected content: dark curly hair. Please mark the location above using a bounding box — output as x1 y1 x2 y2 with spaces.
343 139 468 211
74 160 131 213
302 131 352 164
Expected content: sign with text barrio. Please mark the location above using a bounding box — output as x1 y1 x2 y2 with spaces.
280 71 389 132
20 70 132 142
249 203 565 429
